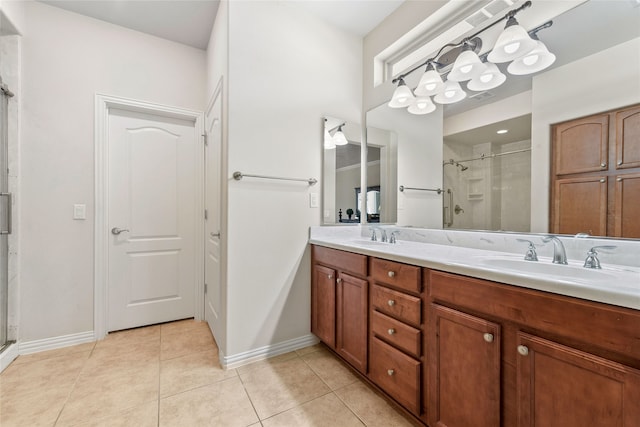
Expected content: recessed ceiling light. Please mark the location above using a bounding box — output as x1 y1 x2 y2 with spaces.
496 129 508 134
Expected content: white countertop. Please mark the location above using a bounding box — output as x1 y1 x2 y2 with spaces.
310 226 640 311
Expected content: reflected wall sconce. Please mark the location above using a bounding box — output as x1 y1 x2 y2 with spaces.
388 0 555 115
324 119 347 149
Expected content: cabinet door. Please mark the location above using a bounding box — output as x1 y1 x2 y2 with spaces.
553 114 609 175
614 173 640 238
311 264 336 347
615 105 640 170
428 304 501 427
336 272 368 373
517 333 640 427
552 176 607 235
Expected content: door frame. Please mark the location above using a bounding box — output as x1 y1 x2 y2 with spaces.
94 94 204 340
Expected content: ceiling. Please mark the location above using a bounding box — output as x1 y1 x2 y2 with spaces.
38 0 404 49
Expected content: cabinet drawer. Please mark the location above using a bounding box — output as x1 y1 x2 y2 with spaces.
370 337 421 414
371 284 421 326
313 245 367 277
371 258 421 292
371 311 421 358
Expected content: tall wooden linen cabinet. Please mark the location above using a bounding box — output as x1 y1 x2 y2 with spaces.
550 104 640 237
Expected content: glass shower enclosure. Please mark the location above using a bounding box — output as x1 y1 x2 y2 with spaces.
0 77 12 352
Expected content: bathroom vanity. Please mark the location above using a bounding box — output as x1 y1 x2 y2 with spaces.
310 226 640 427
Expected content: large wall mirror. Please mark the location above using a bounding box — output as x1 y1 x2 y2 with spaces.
365 0 640 237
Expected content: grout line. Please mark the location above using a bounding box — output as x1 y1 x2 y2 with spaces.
332 387 368 427
236 372 262 424
52 351 92 426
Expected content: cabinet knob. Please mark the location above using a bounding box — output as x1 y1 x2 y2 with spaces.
601 162 607 168
388 271 395 278
617 177 622 182
617 160 623 166
327 274 332 279
336 278 342 284
517 345 529 356
483 333 494 343
387 369 395 376
388 328 395 335
599 178 606 183
387 299 395 307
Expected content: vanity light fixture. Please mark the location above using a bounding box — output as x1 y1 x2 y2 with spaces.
389 1 555 115
496 129 509 134
324 128 336 149
332 124 349 146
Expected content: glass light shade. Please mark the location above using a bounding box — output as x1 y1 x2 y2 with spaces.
388 80 415 108
324 129 335 149
507 40 556 75
333 129 348 146
433 80 466 104
487 19 537 63
467 63 507 91
448 50 487 82
407 96 436 115
414 67 444 96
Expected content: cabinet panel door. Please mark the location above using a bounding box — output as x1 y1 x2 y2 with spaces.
552 176 607 235
553 114 609 175
428 304 501 427
517 333 640 427
614 173 640 238
336 272 368 373
311 264 336 348
616 105 640 170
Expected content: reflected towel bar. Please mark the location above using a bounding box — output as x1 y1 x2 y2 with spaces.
399 185 443 194
233 171 317 186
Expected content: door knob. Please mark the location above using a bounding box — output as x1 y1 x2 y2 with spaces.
111 227 130 235
210 231 221 238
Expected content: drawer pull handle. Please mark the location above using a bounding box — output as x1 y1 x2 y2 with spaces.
388 271 395 278
387 299 395 307
483 333 494 343
517 345 529 356
387 369 395 376
388 328 395 335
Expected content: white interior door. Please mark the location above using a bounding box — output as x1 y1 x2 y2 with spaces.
108 108 197 332
204 92 223 340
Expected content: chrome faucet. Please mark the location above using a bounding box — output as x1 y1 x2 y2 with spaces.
542 236 568 265
583 245 616 269
389 231 398 244
516 239 538 261
371 228 377 241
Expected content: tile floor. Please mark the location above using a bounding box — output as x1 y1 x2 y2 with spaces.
0 319 418 426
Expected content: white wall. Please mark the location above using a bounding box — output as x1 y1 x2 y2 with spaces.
530 37 640 232
19 2 206 341
225 1 362 358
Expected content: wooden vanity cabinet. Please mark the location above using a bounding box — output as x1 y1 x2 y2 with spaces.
368 258 423 416
427 269 640 427
311 246 368 373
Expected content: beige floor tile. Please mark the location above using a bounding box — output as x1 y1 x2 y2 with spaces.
159 376 258 427
0 351 89 397
161 325 216 361
301 348 359 391
294 343 323 357
335 382 415 427
86 340 160 372
161 349 237 397
240 357 330 419
0 384 72 427
262 392 365 427
160 318 208 337
236 351 300 376
10 342 96 366
56 361 159 426
66 400 158 427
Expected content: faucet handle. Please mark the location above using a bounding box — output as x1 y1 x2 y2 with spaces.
389 231 398 244
583 245 616 269
371 228 377 241
516 239 538 261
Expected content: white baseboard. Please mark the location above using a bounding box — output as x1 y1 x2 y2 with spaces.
221 334 319 370
0 342 19 373
19 331 95 355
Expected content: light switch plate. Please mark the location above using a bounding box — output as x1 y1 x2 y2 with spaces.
73 204 86 220
309 193 319 208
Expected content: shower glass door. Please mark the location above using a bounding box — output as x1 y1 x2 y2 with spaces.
0 80 10 352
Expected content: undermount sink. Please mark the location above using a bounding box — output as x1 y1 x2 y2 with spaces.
477 257 618 281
